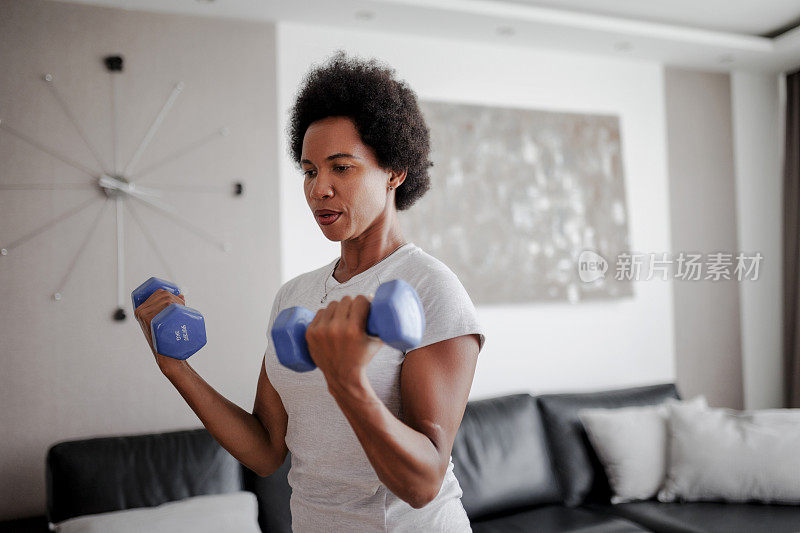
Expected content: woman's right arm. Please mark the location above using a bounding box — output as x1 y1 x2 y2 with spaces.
160 356 288 477
134 288 288 477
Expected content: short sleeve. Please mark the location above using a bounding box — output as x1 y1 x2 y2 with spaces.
263 284 286 370
410 266 486 353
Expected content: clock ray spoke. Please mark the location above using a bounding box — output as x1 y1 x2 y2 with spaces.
0 120 98 178
110 70 120 175
131 127 229 182
53 198 111 301
43 74 110 175
123 81 184 177
130 195 229 252
115 197 125 309
125 201 177 283
140 183 234 194
0 182 95 190
0 196 101 256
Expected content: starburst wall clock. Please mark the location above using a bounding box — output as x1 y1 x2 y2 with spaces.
0 54 244 321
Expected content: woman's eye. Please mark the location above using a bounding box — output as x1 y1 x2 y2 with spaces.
301 167 347 177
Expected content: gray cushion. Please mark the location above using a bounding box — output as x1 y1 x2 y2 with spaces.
578 396 707 503
538 383 679 506
659 403 800 504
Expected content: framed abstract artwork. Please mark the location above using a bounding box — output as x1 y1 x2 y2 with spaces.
400 100 633 304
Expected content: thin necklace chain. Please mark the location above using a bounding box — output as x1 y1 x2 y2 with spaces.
321 241 408 304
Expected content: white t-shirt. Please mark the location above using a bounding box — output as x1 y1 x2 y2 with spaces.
264 242 486 532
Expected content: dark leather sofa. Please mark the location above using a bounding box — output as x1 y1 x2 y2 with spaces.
7 382 800 532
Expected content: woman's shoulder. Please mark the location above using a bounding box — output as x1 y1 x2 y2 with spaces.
394 245 462 286
389 246 474 309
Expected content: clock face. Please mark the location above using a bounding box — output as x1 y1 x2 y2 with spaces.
0 55 244 320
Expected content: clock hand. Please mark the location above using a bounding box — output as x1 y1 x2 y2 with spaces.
99 175 176 213
126 182 162 199
125 187 176 213
99 175 160 196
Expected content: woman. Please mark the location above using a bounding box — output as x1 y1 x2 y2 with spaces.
135 50 485 532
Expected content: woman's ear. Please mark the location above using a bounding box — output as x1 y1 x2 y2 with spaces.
388 168 408 189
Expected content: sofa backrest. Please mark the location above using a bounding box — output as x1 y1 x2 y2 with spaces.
45 429 241 524
537 382 679 507
450 393 562 520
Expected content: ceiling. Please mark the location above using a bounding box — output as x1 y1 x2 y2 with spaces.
504 0 800 37
48 0 800 73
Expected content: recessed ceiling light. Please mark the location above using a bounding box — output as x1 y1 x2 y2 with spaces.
355 10 374 21
496 26 515 36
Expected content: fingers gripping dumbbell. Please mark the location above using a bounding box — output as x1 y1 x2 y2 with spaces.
270 279 426 372
131 277 207 360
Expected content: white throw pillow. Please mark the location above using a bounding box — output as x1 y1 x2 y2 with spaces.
578 395 707 504
658 403 800 504
53 491 261 533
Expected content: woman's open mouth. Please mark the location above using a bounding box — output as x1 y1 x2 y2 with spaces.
315 211 341 225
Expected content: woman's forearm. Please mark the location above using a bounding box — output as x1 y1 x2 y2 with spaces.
161 361 283 476
326 369 444 509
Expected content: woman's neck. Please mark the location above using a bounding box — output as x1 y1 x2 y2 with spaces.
335 226 407 284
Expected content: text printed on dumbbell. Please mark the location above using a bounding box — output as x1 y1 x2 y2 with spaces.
174 324 190 342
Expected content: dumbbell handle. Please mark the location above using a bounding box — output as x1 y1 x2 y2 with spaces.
271 279 425 372
271 306 382 373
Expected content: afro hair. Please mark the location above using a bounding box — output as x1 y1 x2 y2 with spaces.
287 50 433 211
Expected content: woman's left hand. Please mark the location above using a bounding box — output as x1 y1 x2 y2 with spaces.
305 295 383 386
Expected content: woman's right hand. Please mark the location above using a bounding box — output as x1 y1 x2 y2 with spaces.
133 289 188 374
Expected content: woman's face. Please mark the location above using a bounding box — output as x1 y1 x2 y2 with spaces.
301 116 399 242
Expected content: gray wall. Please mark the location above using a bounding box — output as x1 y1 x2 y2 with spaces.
665 67 744 409
0 0 280 519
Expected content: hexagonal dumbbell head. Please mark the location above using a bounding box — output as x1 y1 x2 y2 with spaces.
367 279 425 352
271 307 316 372
150 303 207 360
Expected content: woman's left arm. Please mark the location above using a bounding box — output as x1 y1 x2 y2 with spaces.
325 330 480 509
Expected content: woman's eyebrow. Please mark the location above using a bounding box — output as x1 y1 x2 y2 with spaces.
301 153 362 165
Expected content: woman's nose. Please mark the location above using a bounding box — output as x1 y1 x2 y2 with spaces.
309 172 334 199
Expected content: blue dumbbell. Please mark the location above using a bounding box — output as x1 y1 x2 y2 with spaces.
271 279 425 372
131 277 207 360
